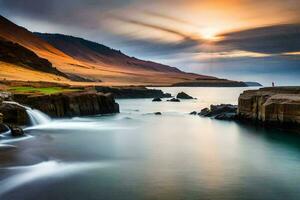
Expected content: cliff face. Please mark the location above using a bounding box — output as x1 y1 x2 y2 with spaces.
14 92 119 118
238 87 300 124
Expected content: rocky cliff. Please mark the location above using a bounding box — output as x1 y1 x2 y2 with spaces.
14 92 119 118
238 87 300 125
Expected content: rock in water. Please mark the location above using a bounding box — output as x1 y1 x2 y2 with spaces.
154 112 162 115
167 98 180 102
198 104 237 120
176 92 194 99
9 125 24 137
199 108 210 116
152 97 162 102
190 111 198 115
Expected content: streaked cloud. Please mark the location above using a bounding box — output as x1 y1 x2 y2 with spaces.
0 0 299 83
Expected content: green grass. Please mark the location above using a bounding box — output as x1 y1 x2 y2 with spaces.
9 87 82 95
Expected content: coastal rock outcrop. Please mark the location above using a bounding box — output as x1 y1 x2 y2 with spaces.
238 87 300 125
198 104 237 120
14 91 119 118
167 98 180 102
176 92 194 99
95 86 171 99
152 97 162 102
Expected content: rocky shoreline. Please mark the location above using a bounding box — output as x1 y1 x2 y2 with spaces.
95 86 171 99
195 87 300 131
238 87 300 125
0 90 119 128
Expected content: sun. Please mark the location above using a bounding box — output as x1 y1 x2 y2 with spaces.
201 28 220 41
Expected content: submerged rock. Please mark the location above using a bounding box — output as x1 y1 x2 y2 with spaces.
152 97 162 102
176 92 194 99
214 113 237 120
167 98 180 102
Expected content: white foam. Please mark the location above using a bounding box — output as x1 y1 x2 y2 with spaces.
0 160 112 196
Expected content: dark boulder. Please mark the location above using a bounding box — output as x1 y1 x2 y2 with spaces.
176 92 194 99
154 112 162 115
152 97 162 102
199 104 237 120
190 111 198 115
207 104 237 117
199 108 210 116
167 98 180 102
0 102 29 126
9 125 24 137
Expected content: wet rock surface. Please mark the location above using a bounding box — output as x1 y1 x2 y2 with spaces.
9 125 24 137
0 101 29 126
198 104 238 120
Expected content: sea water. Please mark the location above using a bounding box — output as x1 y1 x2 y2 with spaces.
1 87 300 200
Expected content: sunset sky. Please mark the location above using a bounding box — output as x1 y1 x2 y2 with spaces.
1 0 300 85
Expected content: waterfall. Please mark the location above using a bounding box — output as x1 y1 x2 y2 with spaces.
3 101 51 126
26 109 51 126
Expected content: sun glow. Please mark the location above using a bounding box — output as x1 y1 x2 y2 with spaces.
200 28 221 41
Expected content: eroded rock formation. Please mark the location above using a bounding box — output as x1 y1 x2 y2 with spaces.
238 87 300 124
14 91 119 118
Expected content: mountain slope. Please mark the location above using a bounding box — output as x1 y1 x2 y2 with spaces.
34 33 183 73
0 16 69 59
0 15 246 86
0 37 66 77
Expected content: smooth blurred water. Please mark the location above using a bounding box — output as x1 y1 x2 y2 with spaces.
1 87 300 200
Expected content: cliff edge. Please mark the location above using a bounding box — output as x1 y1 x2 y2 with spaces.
238 87 300 124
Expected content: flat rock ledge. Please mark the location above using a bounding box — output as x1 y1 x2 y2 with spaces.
238 87 300 125
13 91 120 118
